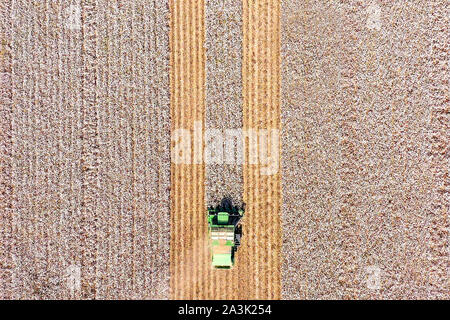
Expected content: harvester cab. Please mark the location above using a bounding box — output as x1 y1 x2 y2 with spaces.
207 201 244 269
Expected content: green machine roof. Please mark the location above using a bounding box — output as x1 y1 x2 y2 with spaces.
217 212 229 224
212 253 232 267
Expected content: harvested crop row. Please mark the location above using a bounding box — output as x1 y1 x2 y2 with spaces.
205 0 243 207
169 0 208 299
281 0 449 299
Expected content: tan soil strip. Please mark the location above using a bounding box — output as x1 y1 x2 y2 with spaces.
169 0 208 299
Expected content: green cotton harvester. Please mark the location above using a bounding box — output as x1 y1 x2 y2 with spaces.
207 200 244 269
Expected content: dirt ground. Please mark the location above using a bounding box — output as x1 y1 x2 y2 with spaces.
170 0 281 299
0 0 447 300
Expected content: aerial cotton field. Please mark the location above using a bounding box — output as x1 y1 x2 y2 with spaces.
0 0 447 300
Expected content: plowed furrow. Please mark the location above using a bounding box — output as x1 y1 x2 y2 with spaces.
169 0 207 299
